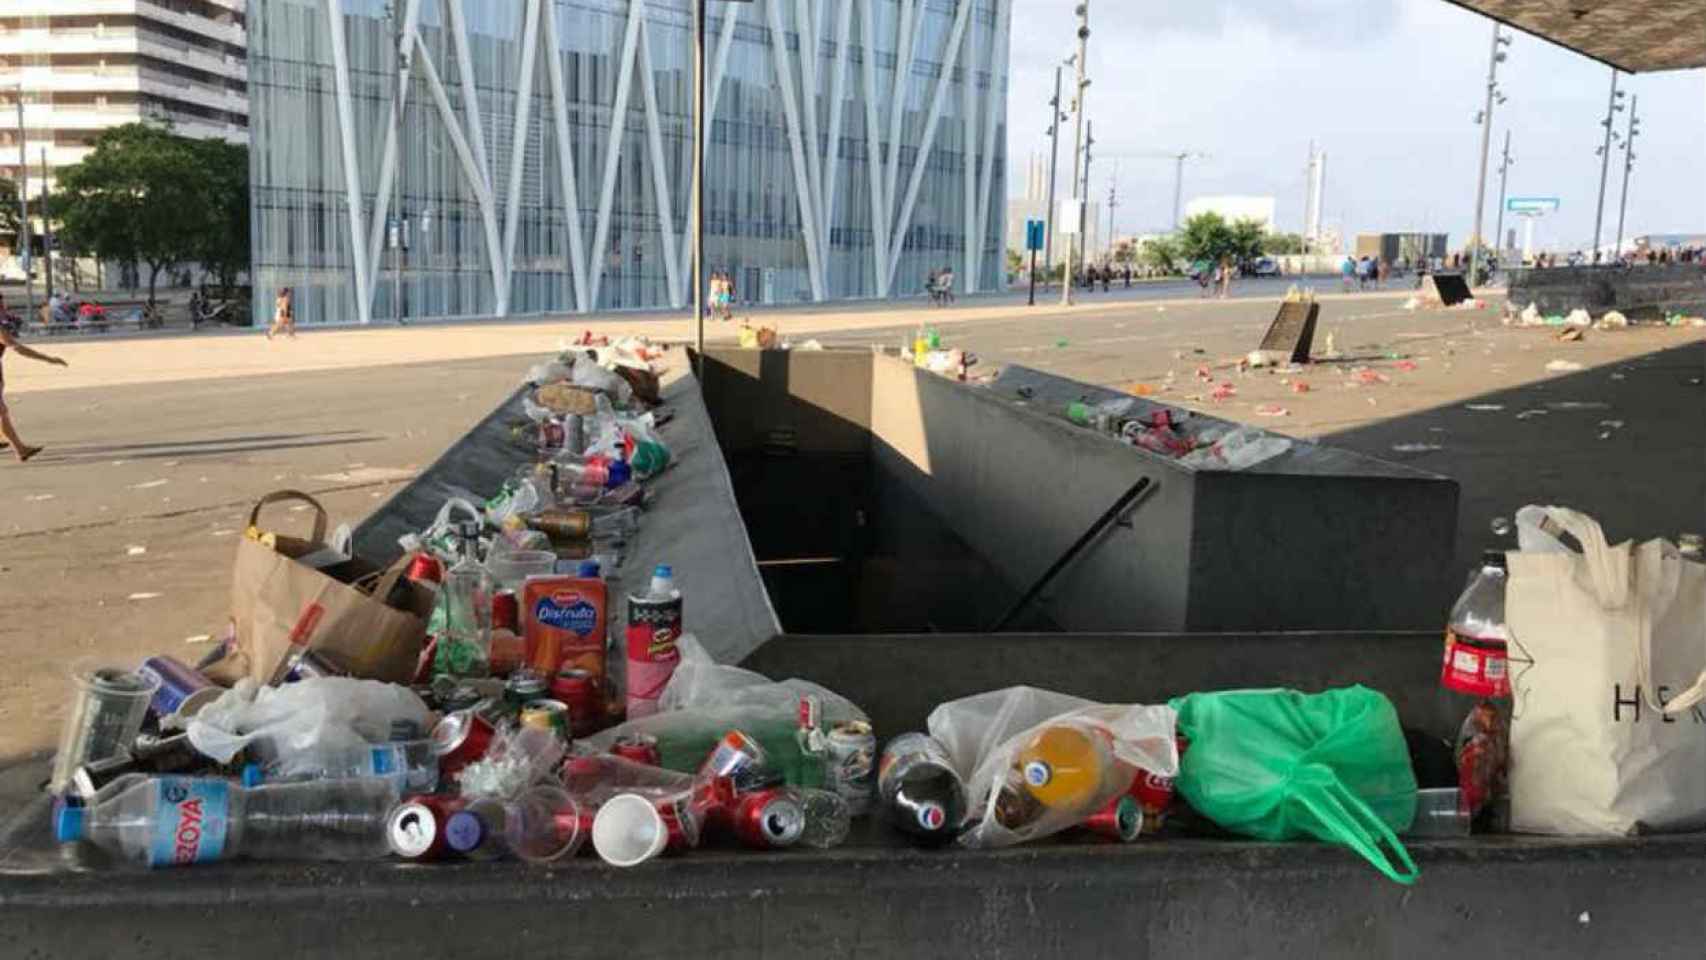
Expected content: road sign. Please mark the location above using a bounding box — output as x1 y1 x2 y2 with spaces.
1025 218 1045 252
1506 197 1560 214
1059 198 1083 236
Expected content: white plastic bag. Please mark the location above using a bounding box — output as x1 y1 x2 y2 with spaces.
185 677 433 764
1178 426 1293 471
926 686 1176 849
570 356 635 407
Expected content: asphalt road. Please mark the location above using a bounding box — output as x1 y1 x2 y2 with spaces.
1 289 1701 785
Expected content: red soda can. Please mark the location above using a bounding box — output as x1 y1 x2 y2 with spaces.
732 788 805 849
1082 793 1143 843
491 590 520 633
386 795 466 861
550 669 600 737
659 796 702 851
610 733 662 767
700 730 768 781
692 774 740 831
405 552 445 587
431 709 496 779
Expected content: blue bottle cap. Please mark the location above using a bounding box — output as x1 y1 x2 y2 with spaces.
444 810 486 853
54 804 86 843
654 565 673 579
241 764 264 788
608 460 632 487
577 561 601 577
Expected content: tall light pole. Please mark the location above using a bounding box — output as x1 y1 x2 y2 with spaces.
1492 131 1512 261
1591 67 1625 261
1060 2 1090 307
1106 163 1119 265
1468 23 1510 287
1614 93 1640 258
1080 120 1095 264
1043 63 1066 279
15 89 31 325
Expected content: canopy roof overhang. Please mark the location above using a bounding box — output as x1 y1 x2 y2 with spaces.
1441 0 1706 72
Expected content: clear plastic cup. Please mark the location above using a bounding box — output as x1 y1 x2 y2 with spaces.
506 784 585 863
1406 787 1471 837
486 550 558 590
49 662 161 792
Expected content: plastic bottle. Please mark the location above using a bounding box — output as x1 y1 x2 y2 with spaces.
877 732 967 846
445 791 586 863
435 521 494 678
625 565 684 720
54 774 397 867
1013 722 1119 812
1442 550 1512 830
242 740 439 794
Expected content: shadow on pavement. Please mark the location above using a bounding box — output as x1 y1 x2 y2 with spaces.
31 432 383 464
1326 341 1706 604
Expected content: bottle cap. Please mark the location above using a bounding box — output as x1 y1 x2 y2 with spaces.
241 764 264 788
577 561 601 577
654 564 673 579
53 803 86 843
444 810 486 852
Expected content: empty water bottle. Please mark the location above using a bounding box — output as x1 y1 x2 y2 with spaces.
54 774 397 867
243 739 439 794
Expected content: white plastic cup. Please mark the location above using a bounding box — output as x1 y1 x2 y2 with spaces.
592 793 669 867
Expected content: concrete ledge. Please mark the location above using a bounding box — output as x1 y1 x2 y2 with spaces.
1507 264 1706 318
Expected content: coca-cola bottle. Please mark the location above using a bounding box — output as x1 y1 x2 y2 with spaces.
1442 550 1512 831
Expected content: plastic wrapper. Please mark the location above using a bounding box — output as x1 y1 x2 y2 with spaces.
456 724 569 800
570 356 635 408
581 636 868 786
1177 427 1293 471
925 686 1176 849
524 359 574 387
185 677 434 765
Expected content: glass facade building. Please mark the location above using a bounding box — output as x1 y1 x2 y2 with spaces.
249 0 1011 326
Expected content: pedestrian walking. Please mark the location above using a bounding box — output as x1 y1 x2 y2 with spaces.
266 287 296 340
0 301 70 463
1100 265 1110 292
1340 255 1357 292
1123 265 1132 288
1217 256 1234 299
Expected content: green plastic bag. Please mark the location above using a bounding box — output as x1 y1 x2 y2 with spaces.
1169 686 1420 884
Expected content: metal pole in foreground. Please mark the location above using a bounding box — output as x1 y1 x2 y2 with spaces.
1591 67 1620 261
1614 94 1638 258
39 147 51 301
1493 130 1511 264
393 6 407 325
1468 23 1503 289
1043 64 1063 279
692 0 706 374
1060 2 1089 308
16 90 31 326
1172 153 1186 231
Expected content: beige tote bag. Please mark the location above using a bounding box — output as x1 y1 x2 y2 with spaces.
1505 506 1706 835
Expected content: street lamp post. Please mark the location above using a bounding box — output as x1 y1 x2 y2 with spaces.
1614 94 1640 258
1591 67 1624 261
1493 130 1512 262
1060 2 1090 308
1468 23 1509 289
15 89 32 325
1043 63 1065 279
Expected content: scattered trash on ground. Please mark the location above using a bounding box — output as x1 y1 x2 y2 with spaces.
1558 327 1585 343
1547 401 1610 411
1391 443 1443 453
126 592 163 601
1465 404 1505 412
126 546 147 557
1210 383 1237 402
1253 404 1290 417
1545 360 1585 373
131 480 169 490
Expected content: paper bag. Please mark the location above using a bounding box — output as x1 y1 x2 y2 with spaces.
208 491 433 686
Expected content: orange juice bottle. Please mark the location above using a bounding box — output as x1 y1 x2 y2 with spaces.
1015 722 1117 811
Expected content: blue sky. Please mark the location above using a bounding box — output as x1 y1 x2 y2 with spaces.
1006 0 1706 250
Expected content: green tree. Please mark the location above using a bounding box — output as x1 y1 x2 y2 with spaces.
190 137 250 295
55 123 208 306
0 178 20 240
1139 235 1181 274
1178 212 1266 267
1262 232 1305 256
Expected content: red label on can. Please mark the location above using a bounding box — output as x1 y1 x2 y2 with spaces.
1441 630 1510 697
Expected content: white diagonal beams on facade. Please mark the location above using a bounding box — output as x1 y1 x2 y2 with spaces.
541 1 591 312
446 0 492 188
971 0 1011 292
857 0 889 295
498 0 544 312
960 16 976 290
882 0 917 233
764 0 826 300
819 0 853 281
363 0 423 320
587 0 647 308
324 0 372 324
676 3 741 303
637 17 683 309
413 31 506 305
794 0 824 261
885 0 974 289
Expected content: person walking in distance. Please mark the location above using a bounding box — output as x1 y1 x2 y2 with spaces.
0 303 70 463
267 287 296 340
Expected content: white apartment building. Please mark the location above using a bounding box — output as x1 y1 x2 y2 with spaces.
0 1 246 193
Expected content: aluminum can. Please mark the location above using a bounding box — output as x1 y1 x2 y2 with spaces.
138 656 221 722
387 795 466 861
491 590 520 633
700 730 768 781
432 709 497 779
732 788 805 849
1082 793 1144 843
504 668 548 713
825 720 876 817
520 699 571 741
549 669 600 736
610 733 662 767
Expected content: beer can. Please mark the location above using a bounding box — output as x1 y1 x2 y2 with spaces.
284 648 347 683
491 590 520 633
387 795 465 861
49 666 160 793
432 710 496 779
732 788 805 849
521 699 571 741
610 733 662 767
550 669 600 737
701 729 768 783
1082 794 1144 843
138 656 221 723
504 668 548 713
825 720 876 817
